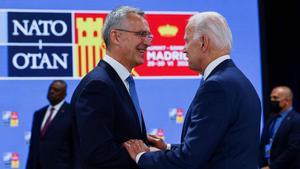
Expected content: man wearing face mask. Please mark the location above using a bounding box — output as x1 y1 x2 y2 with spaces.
260 86 300 169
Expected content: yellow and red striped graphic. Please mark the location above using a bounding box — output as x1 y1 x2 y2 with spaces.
74 12 197 77
75 13 107 77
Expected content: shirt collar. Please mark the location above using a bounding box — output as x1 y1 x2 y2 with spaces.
50 99 65 110
103 55 131 81
203 55 231 80
279 107 292 119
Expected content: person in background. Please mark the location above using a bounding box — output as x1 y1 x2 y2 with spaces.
260 86 300 169
26 80 73 169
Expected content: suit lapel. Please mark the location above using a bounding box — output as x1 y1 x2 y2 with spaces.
181 86 202 142
41 102 67 137
260 118 275 149
272 110 293 146
98 60 145 137
37 108 47 137
181 60 234 142
181 105 192 142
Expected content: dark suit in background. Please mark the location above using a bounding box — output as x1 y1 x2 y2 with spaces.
260 86 300 169
26 80 73 169
260 110 300 169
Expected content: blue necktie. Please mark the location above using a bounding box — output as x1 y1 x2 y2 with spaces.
127 75 143 130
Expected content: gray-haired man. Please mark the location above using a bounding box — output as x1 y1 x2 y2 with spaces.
71 6 152 169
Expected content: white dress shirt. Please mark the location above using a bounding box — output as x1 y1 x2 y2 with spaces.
40 100 65 129
103 55 131 93
135 54 231 163
202 55 230 80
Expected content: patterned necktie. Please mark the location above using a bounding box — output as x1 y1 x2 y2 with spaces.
41 107 55 136
127 75 143 130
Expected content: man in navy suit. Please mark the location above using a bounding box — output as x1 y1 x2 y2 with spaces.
70 6 152 169
260 86 300 169
123 11 261 169
26 80 73 169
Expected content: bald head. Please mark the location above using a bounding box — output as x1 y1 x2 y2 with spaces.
270 86 293 113
271 86 293 101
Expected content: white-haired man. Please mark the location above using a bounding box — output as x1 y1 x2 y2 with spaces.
123 11 261 169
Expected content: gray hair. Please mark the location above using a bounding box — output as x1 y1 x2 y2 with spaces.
102 6 144 49
188 11 232 51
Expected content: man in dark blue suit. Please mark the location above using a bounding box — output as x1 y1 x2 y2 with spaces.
70 6 153 169
26 80 73 169
260 86 300 169
123 11 261 169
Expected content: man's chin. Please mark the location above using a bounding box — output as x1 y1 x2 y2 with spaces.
136 58 144 66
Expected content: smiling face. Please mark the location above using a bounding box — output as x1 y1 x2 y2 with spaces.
116 13 152 70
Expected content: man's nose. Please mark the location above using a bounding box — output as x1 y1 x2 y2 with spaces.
183 48 186 53
143 37 152 46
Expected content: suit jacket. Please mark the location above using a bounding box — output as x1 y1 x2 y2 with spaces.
71 60 147 169
138 59 261 169
26 102 73 169
260 109 300 169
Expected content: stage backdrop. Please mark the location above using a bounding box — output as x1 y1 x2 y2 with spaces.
0 0 262 168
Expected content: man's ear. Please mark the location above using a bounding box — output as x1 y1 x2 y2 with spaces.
110 30 121 45
201 35 209 51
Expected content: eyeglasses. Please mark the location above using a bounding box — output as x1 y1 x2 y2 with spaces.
114 28 153 41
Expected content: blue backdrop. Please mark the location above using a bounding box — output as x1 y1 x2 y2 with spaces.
0 0 262 168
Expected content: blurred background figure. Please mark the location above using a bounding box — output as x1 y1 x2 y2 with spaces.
260 86 300 169
26 80 73 169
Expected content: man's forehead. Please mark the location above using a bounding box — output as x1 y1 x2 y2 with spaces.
51 82 64 88
125 14 148 28
271 88 285 97
125 13 145 23
185 24 195 34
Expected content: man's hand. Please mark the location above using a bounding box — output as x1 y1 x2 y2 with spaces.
123 139 150 161
147 134 167 150
261 166 270 169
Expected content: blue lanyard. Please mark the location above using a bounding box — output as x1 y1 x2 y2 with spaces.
269 115 281 142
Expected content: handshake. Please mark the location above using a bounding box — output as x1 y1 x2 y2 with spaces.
123 135 167 161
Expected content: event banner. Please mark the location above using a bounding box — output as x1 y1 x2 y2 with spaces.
0 10 198 78
0 9 199 169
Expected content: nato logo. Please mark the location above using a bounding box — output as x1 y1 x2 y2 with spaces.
8 12 72 43
8 46 73 76
24 131 31 145
169 108 184 124
3 152 20 169
149 128 165 140
6 12 73 77
2 111 19 127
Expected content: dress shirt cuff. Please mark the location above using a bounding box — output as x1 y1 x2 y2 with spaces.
166 144 171 150
136 152 146 164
